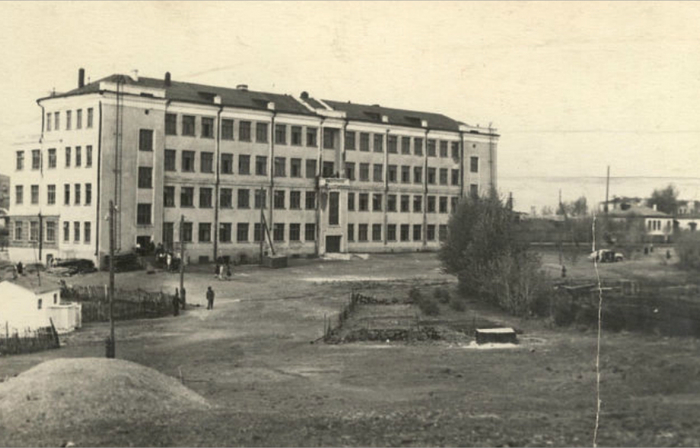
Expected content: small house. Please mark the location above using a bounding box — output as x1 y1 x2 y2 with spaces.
0 278 81 335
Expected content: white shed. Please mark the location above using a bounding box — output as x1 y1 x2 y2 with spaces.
0 278 81 335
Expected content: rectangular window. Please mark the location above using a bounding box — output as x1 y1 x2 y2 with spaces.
255 122 267 143
137 204 151 225
75 146 81 167
451 142 460 159
427 139 436 157
16 151 24 170
77 109 82 129
373 164 383 182
388 224 397 241
30 222 38 241
401 136 411 155
221 119 234 140
413 195 422 213
360 132 370 152
139 129 154 151
387 165 397 183
439 196 448 213
322 161 334 178
238 189 250 208
32 150 41 170
254 223 262 242
290 191 301 209
427 196 436 213
255 156 267 176
470 184 479 198
373 134 383 153
219 223 232 243
414 137 423 156
306 159 317 179
201 152 214 173
305 223 316 241
388 194 397 212
86 145 93 167
306 127 317 147
290 158 302 178
414 167 423 184
275 124 287 144
345 162 355 180
388 135 398 154
85 183 92 205
372 224 382 242
46 113 51 132
254 189 267 209
451 197 459 213
199 223 212 242
47 185 56 205
165 113 177 135
165 150 176 171
329 192 339 225
31 185 39 204
358 224 368 242
274 157 286 177
323 128 338 149
46 221 56 242
470 156 479 173
54 112 60 130
401 165 410 183
439 225 447 242
73 221 80 242
347 192 355 211
452 169 460 186
359 193 369 212
439 168 448 185
240 121 252 141
199 187 213 208
138 167 152 189
182 151 195 172
305 191 316 210
347 224 354 242
413 224 422 241
239 154 251 175
84 222 91 243
345 131 356 150
427 225 436 241
63 184 69 205
201 117 214 138
180 187 194 207
274 190 286 209
220 188 232 208
359 163 370 182
400 195 410 213
440 141 448 158
87 108 93 128
182 222 193 243
15 221 24 240
65 147 71 167
289 223 301 242
63 222 69 242
291 126 302 146
221 153 233 174
163 222 174 249
164 186 175 207
66 111 72 130
237 223 249 242
373 194 382 212
182 116 195 136
273 223 285 242
428 167 436 185
74 184 81 205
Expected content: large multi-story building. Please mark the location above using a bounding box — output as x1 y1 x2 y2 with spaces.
8 70 498 265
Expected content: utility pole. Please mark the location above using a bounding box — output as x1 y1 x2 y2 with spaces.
107 200 115 358
259 188 264 263
38 213 43 263
179 214 185 309
604 165 610 214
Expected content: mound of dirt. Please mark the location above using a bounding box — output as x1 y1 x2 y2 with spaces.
0 357 209 431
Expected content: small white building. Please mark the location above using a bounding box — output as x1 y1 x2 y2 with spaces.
0 278 81 335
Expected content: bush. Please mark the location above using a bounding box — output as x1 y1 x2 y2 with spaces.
434 287 450 304
675 232 700 271
408 286 422 303
417 296 440 316
449 297 466 312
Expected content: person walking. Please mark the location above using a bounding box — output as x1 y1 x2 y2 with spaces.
206 286 215 310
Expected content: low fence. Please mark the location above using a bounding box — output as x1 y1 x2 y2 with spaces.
0 324 60 356
61 285 177 323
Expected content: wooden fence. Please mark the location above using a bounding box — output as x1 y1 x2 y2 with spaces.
0 324 59 356
61 285 176 323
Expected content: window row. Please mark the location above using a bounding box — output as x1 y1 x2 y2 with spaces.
347 193 460 214
163 150 321 178
14 183 92 206
45 108 94 132
345 163 464 185
16 146 93 171
12 220 91 244
347 223 448 242
344 132 461 159
163 221 317 244
164 186 317 210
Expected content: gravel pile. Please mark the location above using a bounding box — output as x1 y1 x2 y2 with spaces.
0 357 209 431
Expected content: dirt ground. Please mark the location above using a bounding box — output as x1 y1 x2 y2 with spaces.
2 252 700 447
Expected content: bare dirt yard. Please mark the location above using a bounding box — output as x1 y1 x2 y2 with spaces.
1 252 700 447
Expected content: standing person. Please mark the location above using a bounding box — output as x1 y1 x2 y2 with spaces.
180 287 187 310
214 262 220 278
166 253 172 271
226 263 232 280
206 286 215 310
218 263 224 280
172 290 180 316
17 261 23 276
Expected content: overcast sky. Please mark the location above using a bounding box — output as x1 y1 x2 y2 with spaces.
2 1 700 182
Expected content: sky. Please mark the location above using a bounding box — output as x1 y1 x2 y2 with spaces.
2 1 700 206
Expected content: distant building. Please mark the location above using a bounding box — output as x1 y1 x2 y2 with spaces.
605 202 673 243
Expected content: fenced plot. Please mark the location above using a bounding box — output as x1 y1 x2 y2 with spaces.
0 325 59 356
61 285 177 323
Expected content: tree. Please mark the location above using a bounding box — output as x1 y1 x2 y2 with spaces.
649 184 679 214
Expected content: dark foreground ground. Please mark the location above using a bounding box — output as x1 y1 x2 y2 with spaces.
1 252 699 447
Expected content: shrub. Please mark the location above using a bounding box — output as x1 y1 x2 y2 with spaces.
417 296 440 316
408 286 422 303
675 232 700 271
449 297 466 312
434 287 450 304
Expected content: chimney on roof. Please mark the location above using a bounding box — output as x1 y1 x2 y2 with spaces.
78 68 85 88
267 102 275 111
131 70 139 82
300 91 309 100
214 95 222 105
236 84 248 91
421 119 428 128
653 204 657 211
164 72 171 87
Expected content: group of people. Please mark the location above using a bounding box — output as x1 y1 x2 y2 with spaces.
214 259 232 281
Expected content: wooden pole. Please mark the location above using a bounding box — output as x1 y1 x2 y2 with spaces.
259 188 264 263
179 214 185 308
108 200 115 358
604 165 610 214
